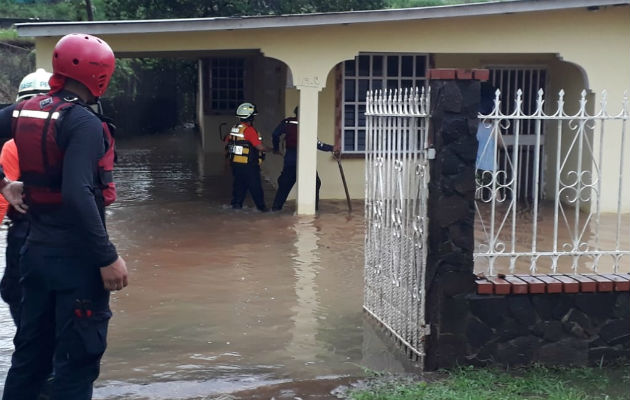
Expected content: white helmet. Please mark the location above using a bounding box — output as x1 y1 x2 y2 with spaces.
16 68 52 102
236 102 257 120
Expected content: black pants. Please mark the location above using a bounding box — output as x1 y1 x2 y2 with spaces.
272 164 321 211
3 244 111 400
0 219 29 326
231 163 266 211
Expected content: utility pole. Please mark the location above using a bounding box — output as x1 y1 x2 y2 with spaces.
85 0 94 21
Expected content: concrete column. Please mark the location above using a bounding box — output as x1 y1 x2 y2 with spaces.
295 85 320 215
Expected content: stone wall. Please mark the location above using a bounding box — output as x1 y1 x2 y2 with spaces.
464 291 629 366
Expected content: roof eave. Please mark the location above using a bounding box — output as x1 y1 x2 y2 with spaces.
15 0 630 37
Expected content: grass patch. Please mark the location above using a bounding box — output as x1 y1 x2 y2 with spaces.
349 364 629 400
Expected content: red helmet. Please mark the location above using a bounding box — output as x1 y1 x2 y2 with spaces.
52 33 115 97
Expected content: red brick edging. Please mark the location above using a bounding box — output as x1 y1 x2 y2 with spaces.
428 68 489 81
476 273 630 295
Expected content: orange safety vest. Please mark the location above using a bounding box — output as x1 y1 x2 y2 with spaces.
226 123 264 166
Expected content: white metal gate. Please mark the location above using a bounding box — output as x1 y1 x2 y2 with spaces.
364 87 431 361
475 89 630 276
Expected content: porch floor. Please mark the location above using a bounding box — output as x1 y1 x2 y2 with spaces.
474 201 630 276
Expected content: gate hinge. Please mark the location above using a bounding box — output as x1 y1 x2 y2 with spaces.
427 148 436 160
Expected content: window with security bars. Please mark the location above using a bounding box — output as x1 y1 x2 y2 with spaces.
341 53 428 153
209 58 245 112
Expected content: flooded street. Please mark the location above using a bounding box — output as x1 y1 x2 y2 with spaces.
0 130 410 399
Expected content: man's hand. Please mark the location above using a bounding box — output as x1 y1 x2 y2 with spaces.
0 180 27 214
100 256 128 291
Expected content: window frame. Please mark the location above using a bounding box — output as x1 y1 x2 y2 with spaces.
339 52 429 154
204 57 246 115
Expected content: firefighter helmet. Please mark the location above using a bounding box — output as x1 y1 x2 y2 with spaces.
236 102 257 120
16 68 52 102
52 33 115 97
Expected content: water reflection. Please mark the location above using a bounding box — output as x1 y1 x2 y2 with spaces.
286 218 321 363
0 130 404 399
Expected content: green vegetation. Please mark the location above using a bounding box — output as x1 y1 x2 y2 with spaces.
349 365 630 400
0 0 107 20
0 28 19 41
0 27 34 103
386 0 510 7
101 0 385 19
0 0 510 21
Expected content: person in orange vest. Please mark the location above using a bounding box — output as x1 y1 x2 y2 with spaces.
0 139 25 323
225 102 269 211
0 68 51 324
0 140 19 221
0 68 52 221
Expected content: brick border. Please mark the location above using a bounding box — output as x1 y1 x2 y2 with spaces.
475 273 630 295
428 68 489 81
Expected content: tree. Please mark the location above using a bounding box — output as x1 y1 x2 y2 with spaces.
84 0 94 20
0 0 93 20
385 0 508 7
102 0 385 20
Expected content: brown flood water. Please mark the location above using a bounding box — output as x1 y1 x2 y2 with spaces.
0 130 414 399
5 129 622 398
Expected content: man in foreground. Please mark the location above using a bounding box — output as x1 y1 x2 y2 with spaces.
1 33 128 399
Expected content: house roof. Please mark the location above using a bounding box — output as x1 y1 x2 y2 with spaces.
16 0 629 37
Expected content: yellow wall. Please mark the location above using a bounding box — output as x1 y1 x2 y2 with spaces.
33 5 630 208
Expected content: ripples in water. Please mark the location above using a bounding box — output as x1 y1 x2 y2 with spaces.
0 131 409 399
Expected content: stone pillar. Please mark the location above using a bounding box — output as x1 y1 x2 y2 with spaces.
424 68 488 370
295 84 320 215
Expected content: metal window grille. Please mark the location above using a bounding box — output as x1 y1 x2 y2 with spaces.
474 89 630 276
364 87 431 362
342 53 428 153
210 58 245 112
